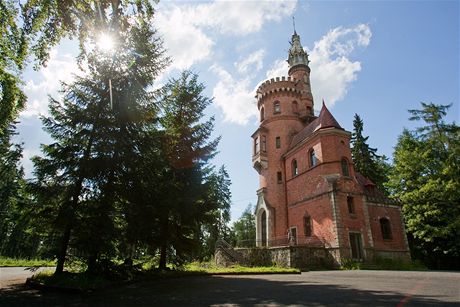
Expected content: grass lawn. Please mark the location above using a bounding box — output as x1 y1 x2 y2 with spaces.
184 262 300 274
0 257 56 267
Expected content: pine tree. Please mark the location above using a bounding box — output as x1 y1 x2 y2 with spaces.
351 114 389 192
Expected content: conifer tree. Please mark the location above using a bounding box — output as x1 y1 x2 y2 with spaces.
351 114 389 192
31 11 168 274
155 71 221 269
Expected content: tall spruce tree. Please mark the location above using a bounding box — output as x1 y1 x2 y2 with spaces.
388 103 460 269
351 114 389 191
31 10 168 274
155 71 221 269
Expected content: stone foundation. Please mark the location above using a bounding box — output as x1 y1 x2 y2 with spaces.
215 246 411 269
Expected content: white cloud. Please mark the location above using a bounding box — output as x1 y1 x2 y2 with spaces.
198 0 297 35
210 65 258 125
155 1 296 71
235 49 265 75
309 24 372 108
21 49 79 117
154 6 214 71
266 59 289 80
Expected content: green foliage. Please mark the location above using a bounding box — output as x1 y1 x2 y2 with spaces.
232 204 256 247
185 261 300 274
351 114 390 192
340 259 362 270
340 258 426 271
152 71 224 269
388 102 460 269
0 256 55 267
0 124 41 258
0 0 27 134
29 6 169 274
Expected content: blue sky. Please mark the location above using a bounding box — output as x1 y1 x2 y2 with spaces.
16 0 459 222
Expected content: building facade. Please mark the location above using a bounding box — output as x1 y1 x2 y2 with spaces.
252 31 410 264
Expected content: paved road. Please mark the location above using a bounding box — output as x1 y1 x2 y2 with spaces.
0 267 54 289
0 270 458 306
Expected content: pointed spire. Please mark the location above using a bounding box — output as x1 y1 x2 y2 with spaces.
318 102 342 130
287 29 309 69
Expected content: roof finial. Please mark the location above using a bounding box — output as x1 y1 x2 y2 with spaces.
322 99 326 107
292 16 297 34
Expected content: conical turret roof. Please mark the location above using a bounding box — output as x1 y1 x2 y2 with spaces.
289 102 343 149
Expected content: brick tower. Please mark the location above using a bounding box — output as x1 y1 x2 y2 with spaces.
252 30 314 245
252 31 410 266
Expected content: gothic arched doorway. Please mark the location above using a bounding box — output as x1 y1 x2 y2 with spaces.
261 210 267 246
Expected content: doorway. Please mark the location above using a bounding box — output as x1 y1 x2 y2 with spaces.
261 210 267 246
349 232 364 260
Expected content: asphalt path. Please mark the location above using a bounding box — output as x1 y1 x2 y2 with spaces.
0 269 458 306
0 267 54 289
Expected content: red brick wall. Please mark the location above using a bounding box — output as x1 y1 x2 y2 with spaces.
368 204 408 251
288 196 336 247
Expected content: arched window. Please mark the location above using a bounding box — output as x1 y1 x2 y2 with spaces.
380 218 392 240
260 107 265 121
309 149 317 167
292 159 298 176
274 101 281 114
341 158 350 177
292 101 298 114
304 216 312 237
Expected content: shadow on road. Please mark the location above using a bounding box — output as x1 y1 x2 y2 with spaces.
0 275 456 306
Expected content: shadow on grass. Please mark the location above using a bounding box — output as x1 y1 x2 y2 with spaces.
0 274 456 306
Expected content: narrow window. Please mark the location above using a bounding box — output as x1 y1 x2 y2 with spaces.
304 216 312 237
261 135 267 152
292 159 298 177
275 136 281 149
306 106 312 115
341 158 350 177
277 171 282 183
292 101 298 114
260 107 265 121
254 137 259 154
309 149 317 167
380 218 392 240
347 196 355 214
274 101 281 114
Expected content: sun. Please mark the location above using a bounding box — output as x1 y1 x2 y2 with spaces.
97 33 115 52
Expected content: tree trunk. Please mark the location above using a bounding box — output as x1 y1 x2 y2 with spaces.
158 242 167 270
55 225 71 275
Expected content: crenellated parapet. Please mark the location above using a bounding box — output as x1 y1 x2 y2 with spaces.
255 76 304 107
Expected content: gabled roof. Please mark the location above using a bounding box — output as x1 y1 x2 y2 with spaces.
290 101 343 149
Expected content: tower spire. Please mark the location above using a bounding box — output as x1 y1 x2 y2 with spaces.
287 29 309 69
